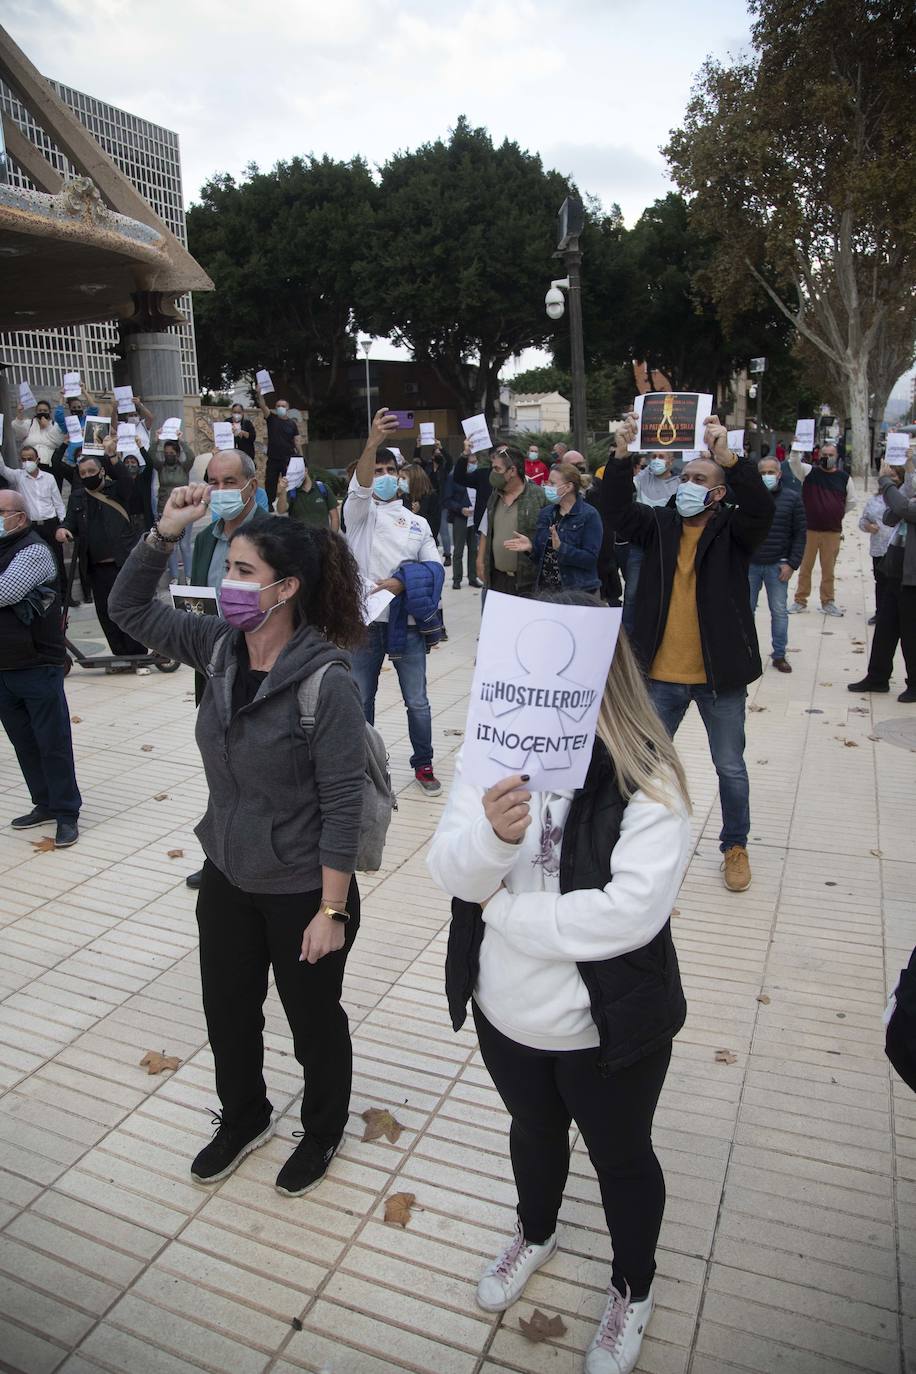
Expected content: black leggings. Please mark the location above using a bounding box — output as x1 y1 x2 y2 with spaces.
196 861 360 1143
474 1003 670 1299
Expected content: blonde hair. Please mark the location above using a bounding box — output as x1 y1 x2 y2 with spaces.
595 630 691 812
551 461 583 492
402 463 432 503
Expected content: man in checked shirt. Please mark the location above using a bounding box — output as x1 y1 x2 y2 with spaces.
0 491 81 848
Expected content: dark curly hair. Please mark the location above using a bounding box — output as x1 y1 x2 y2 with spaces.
230 519 365 650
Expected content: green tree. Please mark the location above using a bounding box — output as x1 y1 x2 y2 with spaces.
665 0 916 474
357 117 572 420
187 157 377 431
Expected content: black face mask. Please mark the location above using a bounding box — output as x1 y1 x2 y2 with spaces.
71 409 83 419
36 412 50 422
82 473 103 491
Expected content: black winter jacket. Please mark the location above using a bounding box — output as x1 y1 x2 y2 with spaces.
452 455 491 530
596 455 774 692
444 742 686 1074
750 483 806 568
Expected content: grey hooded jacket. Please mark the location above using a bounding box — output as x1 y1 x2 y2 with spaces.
879 472 916 587
109 538 366 892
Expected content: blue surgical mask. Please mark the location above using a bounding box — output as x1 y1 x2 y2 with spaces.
372 474 399 502
467 461 477 473
397 477 410 494
209 482 250 522
675 483 712 518
543 485 560 503
275 406 288 417
761 473 779 491
649 458 668 476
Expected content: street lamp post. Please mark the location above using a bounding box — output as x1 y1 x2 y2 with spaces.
556 197 587 457
359 338 372 433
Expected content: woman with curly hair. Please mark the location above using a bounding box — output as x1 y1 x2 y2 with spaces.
109 488 368 1199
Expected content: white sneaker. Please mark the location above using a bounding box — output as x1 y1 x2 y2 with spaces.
475 1219 557 1312
820 602 845 617
585 1284 654 1374
787 602 807 614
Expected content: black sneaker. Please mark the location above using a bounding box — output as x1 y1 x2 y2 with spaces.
11 807 54 830
275 1134 339 1197
186 868 204 889
847 678 890 693
55 821 79 848
899 688 916 704
190 1112 274 1184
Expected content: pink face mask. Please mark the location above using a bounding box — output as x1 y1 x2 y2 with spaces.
218 577 286 631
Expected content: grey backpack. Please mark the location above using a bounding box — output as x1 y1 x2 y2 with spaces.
297 661 396 873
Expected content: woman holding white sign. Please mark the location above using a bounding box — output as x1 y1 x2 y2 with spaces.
428 608 691 1374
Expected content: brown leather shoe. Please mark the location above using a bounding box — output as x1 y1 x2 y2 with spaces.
722 845 752 892
772 657 792 673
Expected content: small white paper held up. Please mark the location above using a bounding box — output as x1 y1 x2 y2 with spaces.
113 384 135 414
116 422 142 460
462 413 493 454
884 433 910 466
65 415 82 442
63 370 81 397
727 429 745 453
19 380 37 409
794 418 816 447
160 417 182 439
462 592 621 792
360 577 395 626
419 422 436 446
256 369 274 394
627 393 715 453
170 585 221 616
284 456 305 490
212 421 235 451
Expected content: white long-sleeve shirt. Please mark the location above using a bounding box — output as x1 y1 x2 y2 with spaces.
427 751 690 1051
343 478 441 623
0 457 65 522
11 416 67 467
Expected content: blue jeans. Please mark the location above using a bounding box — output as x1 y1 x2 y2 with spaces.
622 544 643 636
351 622 433 770
0 665 82 822
648 680 749 851
748 562 788 659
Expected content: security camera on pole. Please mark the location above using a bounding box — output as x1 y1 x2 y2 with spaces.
548 196 588 458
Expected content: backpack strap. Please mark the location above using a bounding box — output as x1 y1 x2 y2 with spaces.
297 659 350 733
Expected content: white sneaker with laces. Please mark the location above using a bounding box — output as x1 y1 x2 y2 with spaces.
585 1284 654 1374
475 1219 557 1312
820 601 845 616
787 602 807 614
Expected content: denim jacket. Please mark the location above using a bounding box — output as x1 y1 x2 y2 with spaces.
529 496 603 591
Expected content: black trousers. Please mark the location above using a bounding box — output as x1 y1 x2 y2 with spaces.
0 665 81 821
451 515 478 586
867 580 916 689
89 562 146 657
196 861 360 1142
872 557 890 618
474 1003 670 1299
265 456 290 506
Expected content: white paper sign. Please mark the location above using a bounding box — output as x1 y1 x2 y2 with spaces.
213 421 235 451
256 369 274 395
285 456 305 490
727 429 745 454
360 576 395 625
81 417 110 455
116 422 142 460
160 418 182 440
794 418 816 448
170 584 221 616
885 433 910 465
388 447 404 464
419 422 436 446
461 592 622 792
19 380 37 409
135 420 150 450
628 393 714 453
462 413 493 454
63 370 82 398
113 384 135 414
64 415 83 443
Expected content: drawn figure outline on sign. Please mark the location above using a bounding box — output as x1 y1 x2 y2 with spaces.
483 621 593 774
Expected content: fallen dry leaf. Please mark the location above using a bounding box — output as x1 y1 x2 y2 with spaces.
870 849 883 858
755 759 768 765
140 744 154 752
756 994 771 1005
748 704 766 712
670 907 680 917
520 1309 568 1343
70 715 82 723
362 1108 404 1144
444 728 464 737
818 682 833 687
851 647 865 654
153 793 168 802
715 1049 738 1065
167 848 184 859
30 836 56 853
843 740 859 748
849 706 869 714
868 734 881 742
383 1192 415 1227
139 1050 181 1075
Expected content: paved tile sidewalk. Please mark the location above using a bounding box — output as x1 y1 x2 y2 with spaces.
0 529 913 1374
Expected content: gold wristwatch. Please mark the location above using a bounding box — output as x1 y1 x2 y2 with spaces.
320 904 350 924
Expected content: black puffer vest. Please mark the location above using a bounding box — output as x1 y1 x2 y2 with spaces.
0 527 66 671
444 741 686 1073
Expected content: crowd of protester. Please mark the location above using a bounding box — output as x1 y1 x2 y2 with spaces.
2 376 914 1374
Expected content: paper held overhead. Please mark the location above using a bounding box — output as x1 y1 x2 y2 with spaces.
794 418 816 447
81 417 111 456
628 393 714 453
461 413 493 454
212 421 235 451
419 422 436 446
63 371 81 398
19 380 37 409
885 432 910 465
461 592 621 792
160 418 182 440
256 369 274 395
727 429 745 454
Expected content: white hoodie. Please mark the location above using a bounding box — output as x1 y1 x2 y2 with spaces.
426 752 690 1052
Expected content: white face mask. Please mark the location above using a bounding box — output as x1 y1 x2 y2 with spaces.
23 460 38 475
